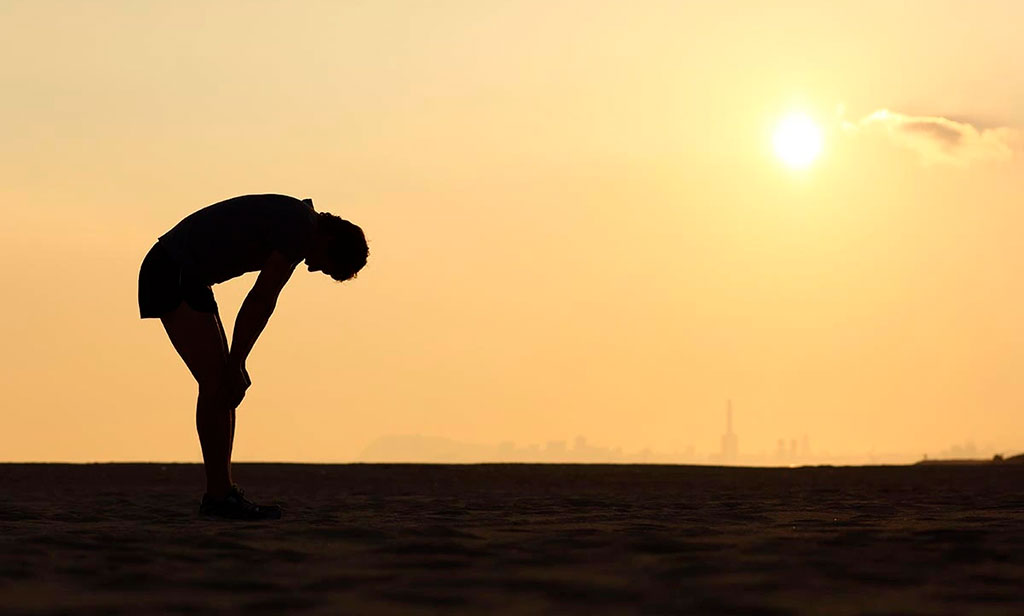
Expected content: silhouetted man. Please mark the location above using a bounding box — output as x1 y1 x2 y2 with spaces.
139 194 367 519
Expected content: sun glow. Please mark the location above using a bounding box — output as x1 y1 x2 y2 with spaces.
773 113 823 169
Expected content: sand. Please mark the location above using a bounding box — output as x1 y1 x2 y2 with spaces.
2 463 1024 615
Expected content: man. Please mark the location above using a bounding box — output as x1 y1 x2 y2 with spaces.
138 194 368 520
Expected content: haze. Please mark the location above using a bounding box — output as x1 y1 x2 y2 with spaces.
2 1 1022 463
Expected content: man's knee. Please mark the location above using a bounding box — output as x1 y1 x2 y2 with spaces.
197 378 228 409
194 358 228 392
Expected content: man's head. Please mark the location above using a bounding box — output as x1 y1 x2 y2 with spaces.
306 212 368 282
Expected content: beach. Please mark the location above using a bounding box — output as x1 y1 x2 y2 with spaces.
3 463 1024 615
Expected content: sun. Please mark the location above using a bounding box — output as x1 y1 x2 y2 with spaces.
772 112 823 169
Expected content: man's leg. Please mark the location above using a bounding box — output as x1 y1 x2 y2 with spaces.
214 315 236 461
161 300 235 497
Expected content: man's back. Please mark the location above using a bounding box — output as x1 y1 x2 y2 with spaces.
158 194 316 285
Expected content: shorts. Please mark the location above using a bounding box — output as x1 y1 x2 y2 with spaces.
138 241 218 318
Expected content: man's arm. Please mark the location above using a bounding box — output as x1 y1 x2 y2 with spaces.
229 251 298 367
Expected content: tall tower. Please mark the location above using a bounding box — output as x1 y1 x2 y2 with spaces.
720 399 738 463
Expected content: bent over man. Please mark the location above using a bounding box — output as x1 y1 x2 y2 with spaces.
139 194 368 520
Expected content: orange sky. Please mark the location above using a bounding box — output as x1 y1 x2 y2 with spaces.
2 1 1022 463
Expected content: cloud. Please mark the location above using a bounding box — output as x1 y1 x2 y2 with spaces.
843 109 1020 165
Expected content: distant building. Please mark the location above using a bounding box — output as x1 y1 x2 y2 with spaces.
720 400 738 463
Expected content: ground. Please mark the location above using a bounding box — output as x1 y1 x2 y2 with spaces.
2 463 1023 615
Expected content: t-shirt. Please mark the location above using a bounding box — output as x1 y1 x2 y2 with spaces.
158 194 316 285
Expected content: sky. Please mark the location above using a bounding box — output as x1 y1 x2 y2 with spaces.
2 1 1022 463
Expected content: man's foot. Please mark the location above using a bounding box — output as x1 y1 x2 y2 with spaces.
199 485 282 520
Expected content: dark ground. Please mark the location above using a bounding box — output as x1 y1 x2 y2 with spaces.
2 463 1023 615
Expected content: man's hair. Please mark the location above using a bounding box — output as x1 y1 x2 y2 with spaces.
318 212 368 282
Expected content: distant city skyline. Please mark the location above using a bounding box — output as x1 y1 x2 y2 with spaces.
718 400 739 463
353 394 1021 465
357 429 1019 466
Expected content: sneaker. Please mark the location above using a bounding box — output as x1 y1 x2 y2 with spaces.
199 485 282 520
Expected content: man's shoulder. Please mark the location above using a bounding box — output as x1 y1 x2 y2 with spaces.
218 193 304 208
205 194 312 223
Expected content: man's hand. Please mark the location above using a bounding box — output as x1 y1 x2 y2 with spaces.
221 361 250 409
